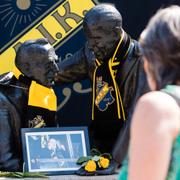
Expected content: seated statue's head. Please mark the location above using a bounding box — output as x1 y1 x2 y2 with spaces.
83 4 123 62
15 38 59 87
140 5 180 90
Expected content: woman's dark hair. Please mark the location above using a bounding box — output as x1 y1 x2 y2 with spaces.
140 5 180 89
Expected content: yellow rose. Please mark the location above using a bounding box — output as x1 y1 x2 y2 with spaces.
99 157 110 169
85 160 96 172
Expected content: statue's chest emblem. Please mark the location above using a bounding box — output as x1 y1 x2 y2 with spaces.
95 76 115 111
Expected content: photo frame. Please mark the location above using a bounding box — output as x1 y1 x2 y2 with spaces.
21 127 90 175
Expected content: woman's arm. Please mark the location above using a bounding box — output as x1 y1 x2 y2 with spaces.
128 91 180 180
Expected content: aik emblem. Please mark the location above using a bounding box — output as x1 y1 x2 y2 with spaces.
95 76 115 111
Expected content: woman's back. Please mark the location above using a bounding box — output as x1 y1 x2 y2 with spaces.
119 85 180 180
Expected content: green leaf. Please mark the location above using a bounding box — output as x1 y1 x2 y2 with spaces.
92 155 100 161
101 153 112 159
11 172 23 178
0 172 11 177
91 148 101 156
81 161 88 167
76 156 91 164
23 172 47 178
0 171 47 178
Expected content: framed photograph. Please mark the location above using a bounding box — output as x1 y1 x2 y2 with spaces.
21 127 90 175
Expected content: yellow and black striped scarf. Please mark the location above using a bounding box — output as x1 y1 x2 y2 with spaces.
12 66 57 128
92 31 131 121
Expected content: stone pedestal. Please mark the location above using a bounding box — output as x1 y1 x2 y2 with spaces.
0 173 118 180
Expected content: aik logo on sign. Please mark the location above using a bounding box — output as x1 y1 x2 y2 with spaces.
0 0 96 74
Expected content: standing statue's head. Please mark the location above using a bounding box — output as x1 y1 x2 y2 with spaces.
83 4 123 62
15 38 59 87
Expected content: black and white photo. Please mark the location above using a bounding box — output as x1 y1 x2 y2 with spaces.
21 127 90 175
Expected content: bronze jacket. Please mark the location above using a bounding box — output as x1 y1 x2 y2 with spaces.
55 40 149 164
0 72 28 171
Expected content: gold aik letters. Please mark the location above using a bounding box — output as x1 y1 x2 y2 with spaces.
0 0 95 74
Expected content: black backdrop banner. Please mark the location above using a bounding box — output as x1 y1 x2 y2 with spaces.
0 0 179 127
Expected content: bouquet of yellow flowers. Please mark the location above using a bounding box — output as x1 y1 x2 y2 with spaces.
76 149 112 173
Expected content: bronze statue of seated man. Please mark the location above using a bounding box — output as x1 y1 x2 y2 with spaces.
0 38 59 171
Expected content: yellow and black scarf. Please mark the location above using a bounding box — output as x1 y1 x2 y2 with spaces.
12 66 57 128
92 31 131 121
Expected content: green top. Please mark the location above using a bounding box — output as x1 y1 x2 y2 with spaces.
118 85 180 180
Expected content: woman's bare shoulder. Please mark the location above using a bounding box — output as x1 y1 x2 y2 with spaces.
138 91 179 113
133 91 180 137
